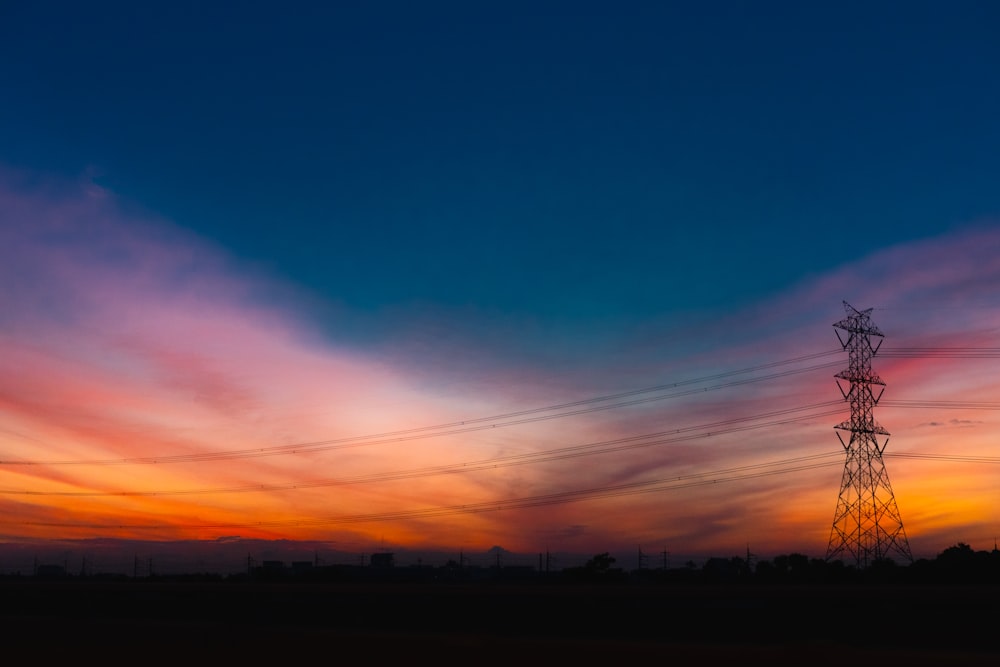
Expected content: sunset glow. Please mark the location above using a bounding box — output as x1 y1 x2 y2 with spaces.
1 179 998 562
2 4 999 571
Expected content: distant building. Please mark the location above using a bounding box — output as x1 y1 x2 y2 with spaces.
291 561 313 575
369 553 394 568
35 564 67 578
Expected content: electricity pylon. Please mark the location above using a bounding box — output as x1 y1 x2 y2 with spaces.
826 302 913 567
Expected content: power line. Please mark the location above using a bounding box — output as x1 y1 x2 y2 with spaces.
2 346 993 468
2 339 997 534
883 400 1000 409
887 452 1000 465
2 442 995 532
0 400 1000 498
77 440 1000 531
0 453 849 531
881 347 1000 358
0 354 844 466
0 401 846 497
6 396 993 499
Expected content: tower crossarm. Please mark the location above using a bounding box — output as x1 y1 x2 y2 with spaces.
832 301 885 337
833 319 885 337
834 369 886 386
834 419 890 436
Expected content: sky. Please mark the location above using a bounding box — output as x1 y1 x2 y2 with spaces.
1 2 999 571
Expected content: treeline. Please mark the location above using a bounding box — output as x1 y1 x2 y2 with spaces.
647 542 1000 585
555 543 1000 585
14 542 1000 585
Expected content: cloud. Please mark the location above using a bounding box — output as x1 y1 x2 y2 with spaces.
1 167 998 561
0 171 490 537
918 419 983 428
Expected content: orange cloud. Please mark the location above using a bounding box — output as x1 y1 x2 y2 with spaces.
1 173 999 563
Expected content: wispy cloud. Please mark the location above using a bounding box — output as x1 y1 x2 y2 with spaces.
1 169 998 559
918 418 984 428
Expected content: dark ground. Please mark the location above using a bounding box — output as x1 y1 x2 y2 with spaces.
1 580 997 664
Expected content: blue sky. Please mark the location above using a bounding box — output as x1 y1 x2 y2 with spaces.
4 2 998 332
1 2 1000 561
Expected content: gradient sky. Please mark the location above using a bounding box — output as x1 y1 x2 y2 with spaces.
1 2 999 567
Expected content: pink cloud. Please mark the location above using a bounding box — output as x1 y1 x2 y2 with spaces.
1 168 998 561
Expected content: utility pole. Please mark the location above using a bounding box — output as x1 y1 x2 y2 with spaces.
826 302 913 567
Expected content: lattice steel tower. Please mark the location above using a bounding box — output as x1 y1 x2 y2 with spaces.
826 302 913 567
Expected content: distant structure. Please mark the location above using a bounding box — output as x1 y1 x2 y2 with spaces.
826 302 913 567
369 552 395 569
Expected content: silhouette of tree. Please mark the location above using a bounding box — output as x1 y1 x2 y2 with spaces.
702 556 750 583
934 542 995 583
938 542 975 565
584 552 616 574
563 552 624 583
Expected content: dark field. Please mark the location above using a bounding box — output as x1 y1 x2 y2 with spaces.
1 580 997 664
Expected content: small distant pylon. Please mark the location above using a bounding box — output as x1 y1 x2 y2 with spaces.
826 302 913 567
